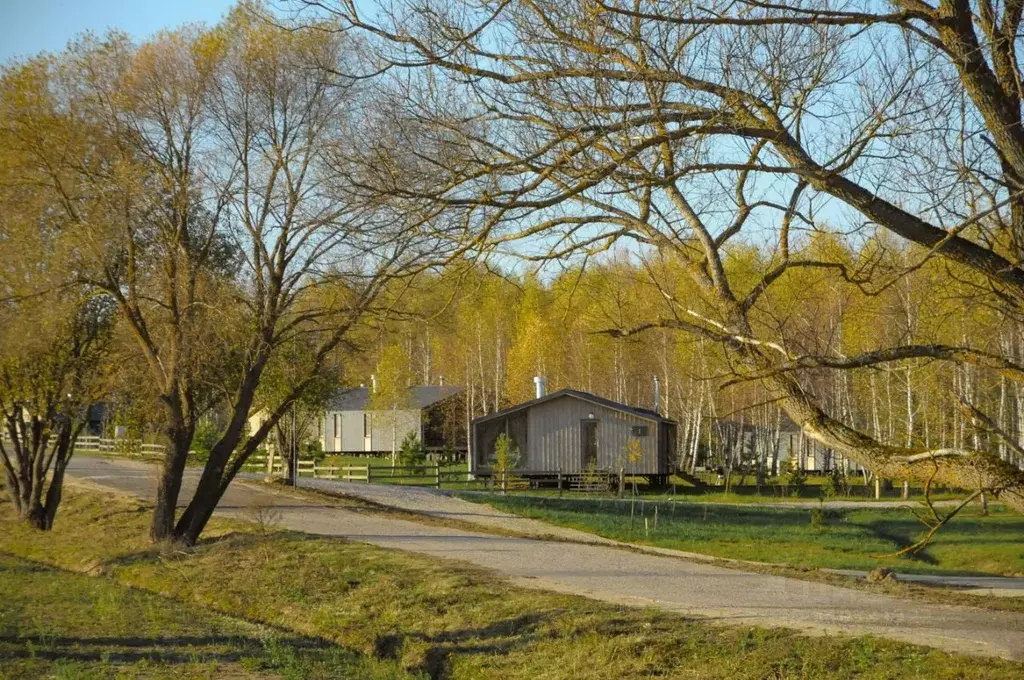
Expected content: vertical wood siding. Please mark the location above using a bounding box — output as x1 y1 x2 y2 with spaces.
466 395 659 475
524 396 660 474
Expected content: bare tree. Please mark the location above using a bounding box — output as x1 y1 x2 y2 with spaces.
293 0 1024 517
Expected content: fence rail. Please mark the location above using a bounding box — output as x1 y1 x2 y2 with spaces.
74 436 165 458
62 438 621 495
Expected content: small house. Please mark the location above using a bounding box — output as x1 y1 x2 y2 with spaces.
471 379 678 482
322 384 464 454
709 416 864 475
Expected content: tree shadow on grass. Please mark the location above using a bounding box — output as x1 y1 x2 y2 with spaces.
374 613 551 680
0 632 336 665
0 559 55 574
98 528 313 570
855 519 940 566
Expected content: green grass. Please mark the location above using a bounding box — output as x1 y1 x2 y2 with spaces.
3 491 1024 679
458 494 1024 577
468 486 969 503
629 474 969 502
0 552 398 679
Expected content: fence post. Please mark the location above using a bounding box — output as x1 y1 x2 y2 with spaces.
313 459 318 479
618 467 625 498
366 465 373 484
901 480 909 500
435 461 441 489
874 476 881 500
557 468 563 499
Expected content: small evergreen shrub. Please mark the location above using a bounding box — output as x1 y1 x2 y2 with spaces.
398 432 427 468
821 468 845 500
785 462 807 497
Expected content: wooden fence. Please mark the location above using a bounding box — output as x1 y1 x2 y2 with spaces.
65 437 612 494
74 436 164 458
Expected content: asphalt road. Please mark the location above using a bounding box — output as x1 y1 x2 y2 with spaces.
65 455 1024 660
296 478 1024 592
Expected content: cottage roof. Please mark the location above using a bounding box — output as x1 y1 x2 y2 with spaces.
472 388 677 425
326 385 463 411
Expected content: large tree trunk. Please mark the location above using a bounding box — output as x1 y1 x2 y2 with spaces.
150 418 194 542
173 361 292 546
173 386 258 544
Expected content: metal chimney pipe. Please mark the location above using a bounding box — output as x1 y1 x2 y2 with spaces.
534 376 546 399
371 374 378 393
653 375 661 414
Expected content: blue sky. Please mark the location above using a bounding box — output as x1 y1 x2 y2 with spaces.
0 0 239 62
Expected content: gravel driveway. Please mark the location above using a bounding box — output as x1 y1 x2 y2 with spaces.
66 456 1024 660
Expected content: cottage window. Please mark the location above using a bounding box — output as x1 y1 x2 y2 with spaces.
631 425 649 437
507 411 528 465
476 412 528 467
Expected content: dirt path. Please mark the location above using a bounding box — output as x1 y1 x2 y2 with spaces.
66 456 1024 661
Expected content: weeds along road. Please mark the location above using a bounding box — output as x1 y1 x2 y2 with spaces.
66 455 1024 661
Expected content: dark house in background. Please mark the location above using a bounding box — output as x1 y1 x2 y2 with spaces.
85 403 110 436
471 378 678 482
321 384 465 454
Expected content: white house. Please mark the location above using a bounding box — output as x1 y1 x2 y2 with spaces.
321 385 464 454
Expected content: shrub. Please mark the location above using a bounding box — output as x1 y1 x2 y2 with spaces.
784 460 807 497
303 438 325 462
398 432 427 468
821 468 847 499
189 419 221 463
440 441 459 466
809 506 825 531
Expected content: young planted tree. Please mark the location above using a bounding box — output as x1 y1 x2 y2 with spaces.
397 431 427 467
255 335 341 480
491 432 520 493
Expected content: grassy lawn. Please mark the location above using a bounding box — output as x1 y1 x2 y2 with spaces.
457 494 1024 577
2 492 1023 678
0 552 391 680
468 486 972 503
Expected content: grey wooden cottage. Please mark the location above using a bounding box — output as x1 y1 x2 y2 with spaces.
322 385 463 454
471 386 678 481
